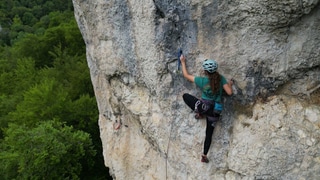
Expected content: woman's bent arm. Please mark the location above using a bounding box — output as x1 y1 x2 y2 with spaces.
223 80 233 95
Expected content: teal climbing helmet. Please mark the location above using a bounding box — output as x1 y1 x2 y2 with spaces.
202 59 218 73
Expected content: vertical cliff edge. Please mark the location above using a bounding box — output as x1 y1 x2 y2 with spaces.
72 0 320 179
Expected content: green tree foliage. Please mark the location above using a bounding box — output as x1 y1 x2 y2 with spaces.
48 46 93 99
0 121 96 180
13 58 38 93
11 16 85 68
0 0 111 179
9 78 70 126
0 58 37 136
0 1 74 46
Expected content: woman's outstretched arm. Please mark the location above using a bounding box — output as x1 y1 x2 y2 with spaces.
180 55 195 82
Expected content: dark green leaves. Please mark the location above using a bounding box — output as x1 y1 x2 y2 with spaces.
1 121 95 180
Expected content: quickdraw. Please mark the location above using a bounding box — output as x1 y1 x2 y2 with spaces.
113 116 121 130
177 48 182 72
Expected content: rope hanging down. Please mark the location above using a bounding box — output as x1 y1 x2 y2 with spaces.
166 48 183 179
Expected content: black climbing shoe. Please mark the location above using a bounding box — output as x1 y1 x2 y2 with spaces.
201 155 209 163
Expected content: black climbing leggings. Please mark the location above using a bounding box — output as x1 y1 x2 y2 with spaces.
203 118 214 155
183 93 219 155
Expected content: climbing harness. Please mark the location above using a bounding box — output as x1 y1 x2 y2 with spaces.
194 100 201 113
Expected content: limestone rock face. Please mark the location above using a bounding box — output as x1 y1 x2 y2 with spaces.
72 0 320 179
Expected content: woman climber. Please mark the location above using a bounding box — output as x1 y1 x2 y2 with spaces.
180 55 233 163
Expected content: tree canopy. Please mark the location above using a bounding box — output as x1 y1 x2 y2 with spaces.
0 0 111 179
1 121 95 180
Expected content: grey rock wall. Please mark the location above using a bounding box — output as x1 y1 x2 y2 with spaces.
73 0 320 179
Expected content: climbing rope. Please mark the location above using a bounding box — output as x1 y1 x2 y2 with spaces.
165 48 182 179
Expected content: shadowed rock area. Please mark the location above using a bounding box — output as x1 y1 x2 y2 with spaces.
73 0 320 179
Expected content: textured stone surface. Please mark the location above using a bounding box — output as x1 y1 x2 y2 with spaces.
73 0 320 179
